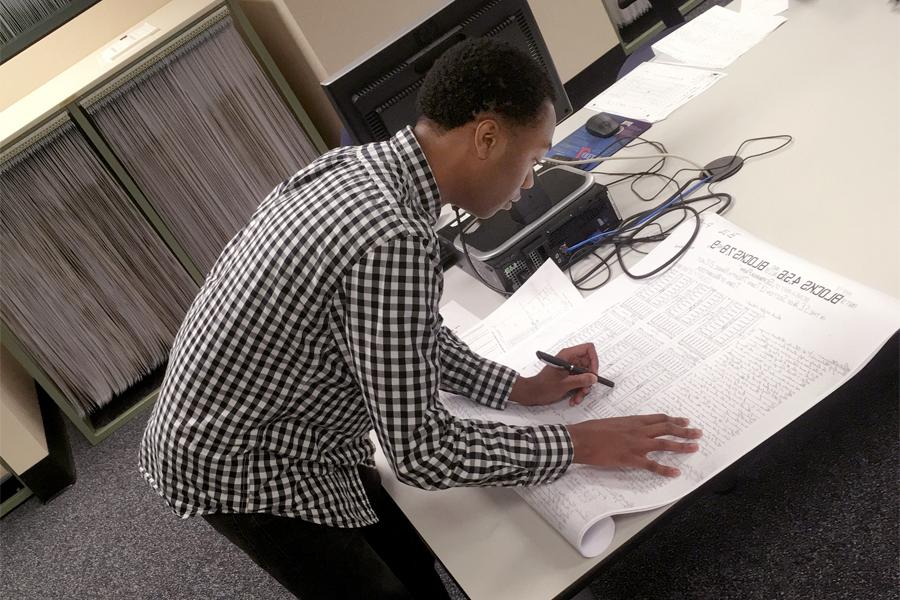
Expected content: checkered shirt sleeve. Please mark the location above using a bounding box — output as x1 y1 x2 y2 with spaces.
338 234 573 489
436 326 516 410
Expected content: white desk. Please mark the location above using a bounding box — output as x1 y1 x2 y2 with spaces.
375 1 900 598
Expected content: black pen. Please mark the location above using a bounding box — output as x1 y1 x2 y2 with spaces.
536 351 615 388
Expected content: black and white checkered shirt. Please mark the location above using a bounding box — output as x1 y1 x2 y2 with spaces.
139 126 574 527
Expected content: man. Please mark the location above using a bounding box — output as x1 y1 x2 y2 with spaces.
140 38 702 599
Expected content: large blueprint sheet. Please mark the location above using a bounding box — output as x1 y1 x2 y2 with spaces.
443 214 900 556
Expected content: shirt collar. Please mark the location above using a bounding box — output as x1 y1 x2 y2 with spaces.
389 126 442 226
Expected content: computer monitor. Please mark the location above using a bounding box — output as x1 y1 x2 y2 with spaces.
322 0 573 144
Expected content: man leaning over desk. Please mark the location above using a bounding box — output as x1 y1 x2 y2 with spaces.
139 38 702 599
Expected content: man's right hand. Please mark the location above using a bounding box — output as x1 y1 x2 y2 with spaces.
565 414 703 477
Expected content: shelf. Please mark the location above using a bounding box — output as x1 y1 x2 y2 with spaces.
1 325 161 446
1 0 327 445
0 475 33 518
0 377 77 515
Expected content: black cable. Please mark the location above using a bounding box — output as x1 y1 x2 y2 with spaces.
616 204 702 280
619 222 666 255
587 134 790 196
733 134 792 162
452 134 785 295
557 134 785 290
581 135 665 171
689 192 732 215
700 134 794 180
568 247 615 291
566 190 730 290
568 136 665 180
589 136 674 195
570 253 611 290
629 165 677 201
584 136 706 205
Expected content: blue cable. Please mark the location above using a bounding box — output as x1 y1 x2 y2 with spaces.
564 176 711 254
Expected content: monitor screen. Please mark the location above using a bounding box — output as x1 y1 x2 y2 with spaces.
322 0 572 144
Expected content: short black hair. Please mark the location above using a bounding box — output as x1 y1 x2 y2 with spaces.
416 37 557 130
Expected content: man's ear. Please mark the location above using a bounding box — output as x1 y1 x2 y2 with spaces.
473 117 503 160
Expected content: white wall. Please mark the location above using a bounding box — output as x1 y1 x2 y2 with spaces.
1 0 620 147
0 0 171 111
242 0 620 146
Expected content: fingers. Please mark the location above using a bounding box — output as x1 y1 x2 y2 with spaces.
599 415 699 438
586 343 599 376
636 425 702 478
648 438 700 454
564 373 596 406
636 413 688 426
552 345 601 408
567 418 703 476
639 458 681 477
644 421 703 440
542 368 594 391
571 373 597 390
556 344 596 371
569 387 586 406
568 376 597 405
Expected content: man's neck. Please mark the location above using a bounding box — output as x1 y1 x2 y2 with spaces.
413 120 468 208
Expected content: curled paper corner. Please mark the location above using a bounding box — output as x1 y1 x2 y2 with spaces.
578 516 616 558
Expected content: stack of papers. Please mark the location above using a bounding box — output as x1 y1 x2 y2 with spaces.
584 4 788 123
586 61 726 123
652 5 787 69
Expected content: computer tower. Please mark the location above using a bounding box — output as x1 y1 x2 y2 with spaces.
437 166 621 292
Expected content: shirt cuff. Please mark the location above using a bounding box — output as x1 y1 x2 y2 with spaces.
523 423 575 485
467 360 518 410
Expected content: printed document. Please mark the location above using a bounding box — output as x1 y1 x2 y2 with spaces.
442 213 900 557
586 62 725 123
461 260 582 361
652 5 787 69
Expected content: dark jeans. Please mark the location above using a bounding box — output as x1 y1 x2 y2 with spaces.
202 466 452 599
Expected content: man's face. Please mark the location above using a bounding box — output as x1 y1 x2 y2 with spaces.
464 101 556 219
